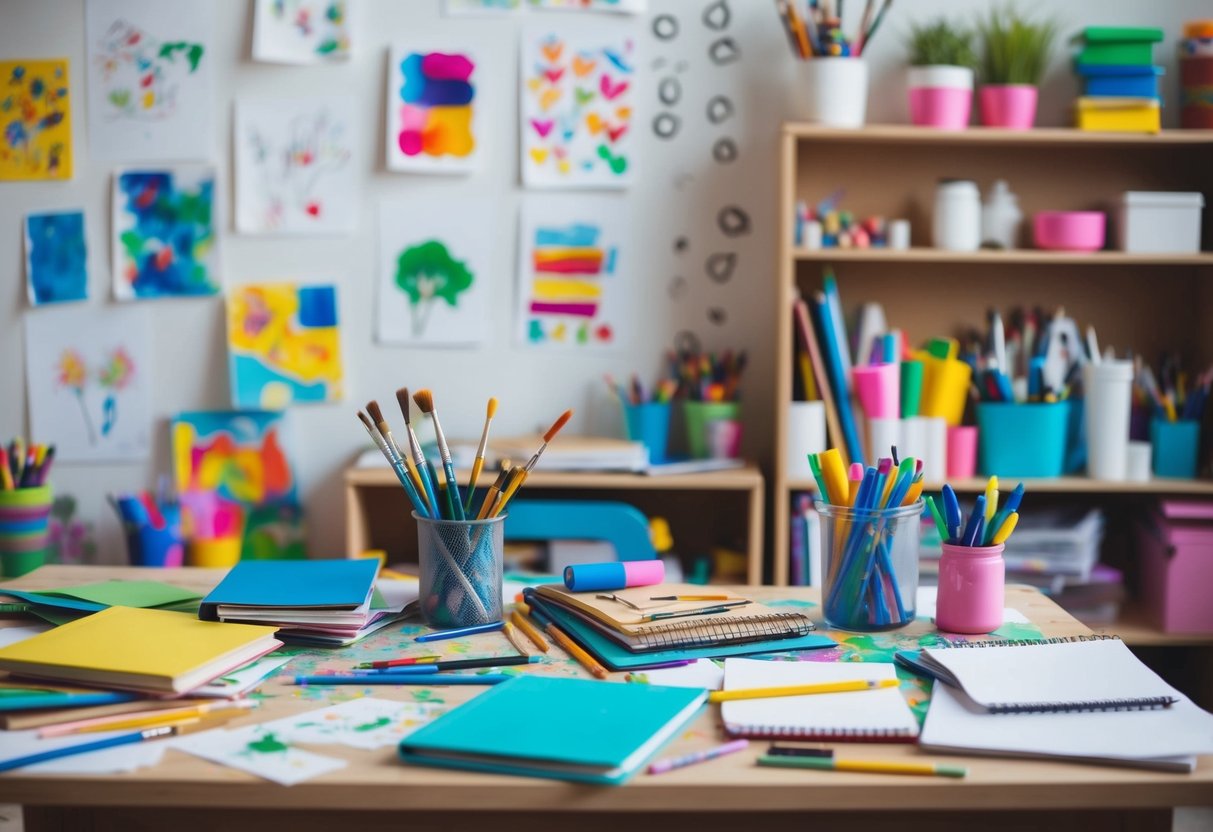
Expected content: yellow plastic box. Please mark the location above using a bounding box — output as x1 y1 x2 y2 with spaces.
1075 97 1161 133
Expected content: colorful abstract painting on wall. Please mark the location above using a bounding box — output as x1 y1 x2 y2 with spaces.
172 410 305 560
377 197 492 347
25 211 88 306
254 0 352 64
112 166 220 300
519 25 636 188
0 59 72 181
234 98 356 235
228 283 344 409
516 197 626 348
86 0 214 160
24 305 152 462
386 47 481 173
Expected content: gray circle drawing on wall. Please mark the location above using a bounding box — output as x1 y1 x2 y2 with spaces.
706 252 737 283
708 307 727 325
712 137 738 164
717 205 751 237
706 95 734 124
703 0 731 31
709 37 741 65
653 112 680 139
652 14 679 41
658 77 682 106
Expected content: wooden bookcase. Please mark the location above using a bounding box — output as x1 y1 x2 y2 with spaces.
345 464 765 584
773 124 1213 653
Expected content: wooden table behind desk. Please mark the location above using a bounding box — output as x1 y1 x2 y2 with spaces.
1 566 1210 832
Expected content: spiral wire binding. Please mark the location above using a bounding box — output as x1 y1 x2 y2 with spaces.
635 612 815 650
939 634 1121 649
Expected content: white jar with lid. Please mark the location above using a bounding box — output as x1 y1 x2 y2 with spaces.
933 179 982 251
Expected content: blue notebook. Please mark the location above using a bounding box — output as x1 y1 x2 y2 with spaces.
526 593 835 671
400 676 707 785
198 560 379 621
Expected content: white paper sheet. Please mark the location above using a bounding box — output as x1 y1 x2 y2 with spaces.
627 659 724 690
253 0 353 64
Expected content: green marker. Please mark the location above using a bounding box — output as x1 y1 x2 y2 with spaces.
924 495 949 542
900 360 924 418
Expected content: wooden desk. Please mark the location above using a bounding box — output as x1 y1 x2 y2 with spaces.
2 566 1210 832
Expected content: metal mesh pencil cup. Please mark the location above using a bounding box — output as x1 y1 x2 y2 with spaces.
816 499 921 632
416 512 504 629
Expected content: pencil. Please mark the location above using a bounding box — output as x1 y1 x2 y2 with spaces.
72 704 254 735
464 397 498 516
524 600 607 679
650 595 732 601
511 608 550 653
707 679 897 703
501 620 530 656
358 655 540 672
294 674 512 686
40 699 252 737
756 754 967 778
649 739 749 775
0 726 181 773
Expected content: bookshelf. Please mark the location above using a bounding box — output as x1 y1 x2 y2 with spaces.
774 124 1213 649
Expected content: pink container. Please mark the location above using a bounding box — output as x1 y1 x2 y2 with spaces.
936 542 1004 634
946 426 978 478
1136 501 1213 633
852 363 900 421
1033 211 1106 252
909 88 972 129
979 84 1038 129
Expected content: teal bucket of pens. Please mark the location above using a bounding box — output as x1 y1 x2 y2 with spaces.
817 500 921 632
416 512 505 630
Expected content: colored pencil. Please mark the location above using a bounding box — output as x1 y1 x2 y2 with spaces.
464 397 498 515
757 754 967 778
510 608 550 653
42 699 256 737
649 595 732 601
501 620 530 656
413 389 465 520
707 679 897 703
415 621 504 642
649 739 749 775
523 597 608 680
358 655 538 672
0 725 181 773
294 674 512 686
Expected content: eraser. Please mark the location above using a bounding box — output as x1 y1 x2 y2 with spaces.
563 560 665 592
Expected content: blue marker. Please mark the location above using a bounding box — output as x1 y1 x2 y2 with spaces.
941 484 962 543
961 495 986 547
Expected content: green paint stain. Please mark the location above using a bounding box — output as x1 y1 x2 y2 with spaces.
354 716 392 732
246 732 289 754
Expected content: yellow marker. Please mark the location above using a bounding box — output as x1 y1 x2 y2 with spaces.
992 512 1019 545
819 449 849 508
903 477 924 507
984 476 998 527
707 678 897 703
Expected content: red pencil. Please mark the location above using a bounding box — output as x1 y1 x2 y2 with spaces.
361 656 442 669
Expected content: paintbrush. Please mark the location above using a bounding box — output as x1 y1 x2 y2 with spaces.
357 411 429 517
476 463 511 520
412 389 465 521
464 397 498 516
395 388 440 517
490 410 573 518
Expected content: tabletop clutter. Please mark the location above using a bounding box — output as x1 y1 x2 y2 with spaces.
3 385 1213 784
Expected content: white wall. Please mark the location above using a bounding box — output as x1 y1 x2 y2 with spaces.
1 0 1207 562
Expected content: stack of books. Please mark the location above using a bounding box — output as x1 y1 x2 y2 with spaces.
199 560 417 646
1073 27 1164 133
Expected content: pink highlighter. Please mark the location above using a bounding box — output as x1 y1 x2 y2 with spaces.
563 560 665 592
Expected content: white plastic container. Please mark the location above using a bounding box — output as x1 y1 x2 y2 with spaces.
888 219 911 250
1084 360 1134 481
1127 441 1152 483
933 179 982 251
800 58 868 128
981 179 1023 250
788 401 826 479
1117 191 1204 253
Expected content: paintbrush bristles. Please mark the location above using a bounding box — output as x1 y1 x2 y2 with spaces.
396 388 413 425
487 397 498 418
356 410 376 432
544 409 573 442
412 388 434 413
366 400 386 426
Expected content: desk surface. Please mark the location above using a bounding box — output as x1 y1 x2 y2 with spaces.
1 565 1210 814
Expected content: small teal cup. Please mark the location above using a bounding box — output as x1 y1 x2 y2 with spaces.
622 401 671 464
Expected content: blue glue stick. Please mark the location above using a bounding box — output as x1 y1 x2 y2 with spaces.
563 560 665 592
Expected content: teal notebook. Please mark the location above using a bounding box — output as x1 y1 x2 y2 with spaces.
198 560 378 620
527 593 834 670
399 676 706 785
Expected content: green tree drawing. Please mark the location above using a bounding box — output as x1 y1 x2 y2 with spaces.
394 240 474 337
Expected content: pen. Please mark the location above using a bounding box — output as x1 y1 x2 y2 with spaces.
757 754 967 778
707 679 897 703
649 595 732 602
293 674 513 686
767 745 835 758
415 621 504 642
357 655 541 672
648 739 749 775
642 601 751 622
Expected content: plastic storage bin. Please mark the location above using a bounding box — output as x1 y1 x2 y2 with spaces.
976 401 1069 478
1151 419 1200 479
1117 191 1205 254
1136 501 1213 633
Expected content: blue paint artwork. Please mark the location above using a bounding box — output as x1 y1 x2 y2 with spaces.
25 211 88 305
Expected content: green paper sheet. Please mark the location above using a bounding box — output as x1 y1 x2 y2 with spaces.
31 580 202 609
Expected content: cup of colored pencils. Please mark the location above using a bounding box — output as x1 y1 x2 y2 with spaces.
605 373 676 465
808 447 924 631
0 438 56 578
356 389 572 629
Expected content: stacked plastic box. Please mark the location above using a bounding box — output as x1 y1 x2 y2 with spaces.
1073 27 1164 133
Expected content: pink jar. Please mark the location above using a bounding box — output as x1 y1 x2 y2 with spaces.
936 543 1005 634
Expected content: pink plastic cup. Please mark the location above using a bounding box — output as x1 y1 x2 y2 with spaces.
1033 211 1106 252
946 426 978 478
936 543 1005 634
979 84 1038 130
852 363 901 421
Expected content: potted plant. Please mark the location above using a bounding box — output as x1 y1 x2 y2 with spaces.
977 4 1058 129
907 18 978 129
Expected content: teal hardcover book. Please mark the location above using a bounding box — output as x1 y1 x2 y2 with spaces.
198 560 378 620
528 594 835 670
400 676 707 785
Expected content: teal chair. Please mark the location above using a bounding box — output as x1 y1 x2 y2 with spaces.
503 500 657 561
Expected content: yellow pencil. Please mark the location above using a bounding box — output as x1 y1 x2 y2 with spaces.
501 620 529 657
707 678 897 703
71 704 255 734
757 755 967 778
548 623 609 680
992 511 1019 545
511 608 550 653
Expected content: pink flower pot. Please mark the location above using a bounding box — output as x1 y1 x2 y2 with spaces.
907 66 973 129
979 84 1038 129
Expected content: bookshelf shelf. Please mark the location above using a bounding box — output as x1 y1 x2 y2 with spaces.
793 248 1213 266
785 476 1213 497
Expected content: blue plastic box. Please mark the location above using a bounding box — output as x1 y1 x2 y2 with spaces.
1077 64 1164 99
1151 419 1200 479
977 402 1070 478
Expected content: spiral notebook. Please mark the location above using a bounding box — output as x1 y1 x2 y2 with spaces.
720 659 919 742
533 584 815 651
916 635 1179 714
